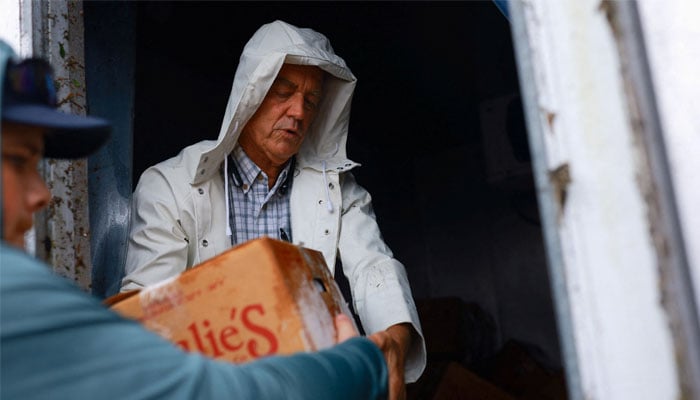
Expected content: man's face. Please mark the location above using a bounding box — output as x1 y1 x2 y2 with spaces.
1 122 51 248
238 64 325 168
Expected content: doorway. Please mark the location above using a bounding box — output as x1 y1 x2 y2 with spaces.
87 2 567 397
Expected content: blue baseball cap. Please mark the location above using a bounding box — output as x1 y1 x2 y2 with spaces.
2 56 110 159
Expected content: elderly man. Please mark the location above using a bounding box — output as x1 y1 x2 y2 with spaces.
0 39 387 399
121 20 426 397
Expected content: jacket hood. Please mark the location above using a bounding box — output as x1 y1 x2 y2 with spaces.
192 20 358 185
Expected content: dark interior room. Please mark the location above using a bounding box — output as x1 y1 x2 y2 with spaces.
85 2 567 398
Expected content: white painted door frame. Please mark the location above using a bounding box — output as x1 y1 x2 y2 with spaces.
509 1 700 399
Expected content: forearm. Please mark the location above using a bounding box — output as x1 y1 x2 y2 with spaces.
385 323 412 355
2 250 388 400
348 257 426 382
232 338 388 399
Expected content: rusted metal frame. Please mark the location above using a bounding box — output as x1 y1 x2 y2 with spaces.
31 0 94 291
603 2 700 397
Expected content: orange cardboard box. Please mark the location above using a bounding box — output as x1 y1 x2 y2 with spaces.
107 237 353 363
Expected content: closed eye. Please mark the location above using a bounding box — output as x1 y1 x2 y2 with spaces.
3 153 30 170
304 98 319 111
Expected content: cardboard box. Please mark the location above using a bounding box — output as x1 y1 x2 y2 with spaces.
407 361 516 400
484 340 568 400
107 237 353 363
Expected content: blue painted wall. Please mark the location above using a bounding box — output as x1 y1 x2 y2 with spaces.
84 3 135 299
493 0 510 21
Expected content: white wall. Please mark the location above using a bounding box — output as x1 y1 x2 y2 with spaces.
0 0 21 50
638 0 700 308
511 0 685 398
0 0 32 57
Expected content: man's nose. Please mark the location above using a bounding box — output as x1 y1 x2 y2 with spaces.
287 93 307 121
28 174 51 213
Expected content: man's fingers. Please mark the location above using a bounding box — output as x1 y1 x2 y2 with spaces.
334 313 358 343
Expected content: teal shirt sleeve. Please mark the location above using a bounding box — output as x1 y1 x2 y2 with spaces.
0 245 387 399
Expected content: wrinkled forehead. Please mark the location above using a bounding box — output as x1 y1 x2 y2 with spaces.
275 64 326 90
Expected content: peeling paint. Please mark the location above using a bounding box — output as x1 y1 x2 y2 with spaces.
548 163 570 221
546 111 556 129
32 1 94 292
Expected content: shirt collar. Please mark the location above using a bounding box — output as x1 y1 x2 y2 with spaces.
230 146 291 193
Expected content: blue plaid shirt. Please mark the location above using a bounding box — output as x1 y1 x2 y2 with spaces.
225 146 293 245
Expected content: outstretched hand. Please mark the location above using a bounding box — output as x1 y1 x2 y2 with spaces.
368 323 412 400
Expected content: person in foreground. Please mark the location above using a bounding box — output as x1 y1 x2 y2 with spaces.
0 39 387 399
121 20 426 398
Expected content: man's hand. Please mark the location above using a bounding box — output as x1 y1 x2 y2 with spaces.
368 323 412 400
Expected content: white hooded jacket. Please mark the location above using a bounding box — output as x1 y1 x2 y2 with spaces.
122 20 426 381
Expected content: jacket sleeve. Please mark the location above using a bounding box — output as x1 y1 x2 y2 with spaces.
337 172 427 383
1 245 388 400
121 166 191 291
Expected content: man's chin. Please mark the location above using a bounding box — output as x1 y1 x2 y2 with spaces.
270 153 298 165
4 236 25 249
271 143 303 161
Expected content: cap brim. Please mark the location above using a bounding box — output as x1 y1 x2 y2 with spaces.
3 104 110 159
